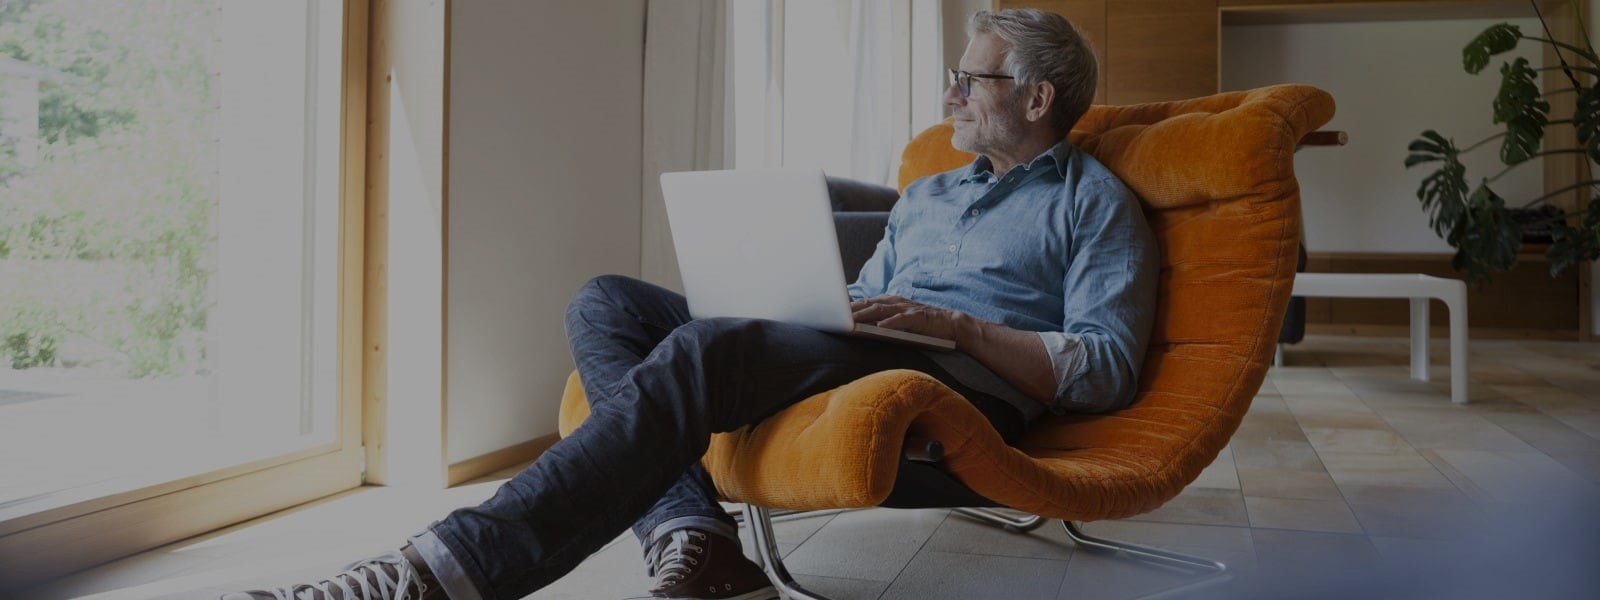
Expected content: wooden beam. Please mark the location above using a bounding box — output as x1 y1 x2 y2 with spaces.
363 0 392 485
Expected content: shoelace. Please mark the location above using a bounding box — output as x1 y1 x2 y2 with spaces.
653 530 709 586
261 551 426 600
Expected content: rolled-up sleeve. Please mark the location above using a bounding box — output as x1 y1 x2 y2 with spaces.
1049 180 1159 413
1038 331 1087 400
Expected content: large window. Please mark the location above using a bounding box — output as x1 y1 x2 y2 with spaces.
0 0 361 589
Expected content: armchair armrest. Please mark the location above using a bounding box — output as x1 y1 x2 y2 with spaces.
825 176 896 278
834 212 889 279
825 176 898 212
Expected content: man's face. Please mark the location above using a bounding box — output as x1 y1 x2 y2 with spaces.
947 32 1028 157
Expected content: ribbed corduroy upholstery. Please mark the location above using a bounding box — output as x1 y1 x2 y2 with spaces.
559 84 1334 521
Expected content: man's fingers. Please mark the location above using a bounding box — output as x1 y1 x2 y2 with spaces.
854 302 918 323
876 312 909 329
853 303 899 322
851 303 875 322
852 295 938 324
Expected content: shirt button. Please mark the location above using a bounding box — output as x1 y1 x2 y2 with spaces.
948 244 957 253
970 208 981 216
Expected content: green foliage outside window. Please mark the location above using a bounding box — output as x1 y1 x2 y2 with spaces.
0 0 216 377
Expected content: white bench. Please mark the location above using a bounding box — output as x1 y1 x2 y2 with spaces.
1282 273 1469 405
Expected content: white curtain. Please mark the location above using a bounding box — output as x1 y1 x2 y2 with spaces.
845 0 944 186
749 0 939 186
641 0 727 291
847 0 895 186
645 0 943 265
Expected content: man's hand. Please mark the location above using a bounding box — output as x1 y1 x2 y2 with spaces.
851 294 1057 405
850 295 975 347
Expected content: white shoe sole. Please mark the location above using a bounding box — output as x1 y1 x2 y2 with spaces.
650 585 779 600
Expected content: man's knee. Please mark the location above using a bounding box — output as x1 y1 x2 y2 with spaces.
574 274 635 301
565 276 629 338
567 274 636 315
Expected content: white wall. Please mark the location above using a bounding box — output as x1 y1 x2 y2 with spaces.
446 1 646 464
1223 18 1544 254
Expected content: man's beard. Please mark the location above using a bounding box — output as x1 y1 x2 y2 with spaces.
951 96 1028 158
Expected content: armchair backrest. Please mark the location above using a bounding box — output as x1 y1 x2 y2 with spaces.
897 85 1335 514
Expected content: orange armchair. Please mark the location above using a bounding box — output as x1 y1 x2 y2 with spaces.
560 84 1335 598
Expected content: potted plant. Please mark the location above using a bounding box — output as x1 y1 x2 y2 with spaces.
1405 0 1600 284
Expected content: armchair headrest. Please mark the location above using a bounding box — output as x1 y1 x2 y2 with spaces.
897 84 1336 213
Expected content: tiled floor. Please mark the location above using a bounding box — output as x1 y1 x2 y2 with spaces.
22 335 1600 599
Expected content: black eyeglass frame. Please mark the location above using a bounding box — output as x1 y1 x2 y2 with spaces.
948 68 1015 98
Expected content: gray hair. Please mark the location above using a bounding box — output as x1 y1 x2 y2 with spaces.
968 9 1098 133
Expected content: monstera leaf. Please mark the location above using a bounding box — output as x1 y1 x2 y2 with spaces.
1414 17 1600 283
1407 130 1471 237
1493 57 1549 164
1448 185 1522 283
1464 23 1523 74
1404 129 1458 168
1547 200 1600 276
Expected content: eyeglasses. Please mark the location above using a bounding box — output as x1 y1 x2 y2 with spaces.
948 68 1014 98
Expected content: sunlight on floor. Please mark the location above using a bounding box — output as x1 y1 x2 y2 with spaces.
21 335 1600 600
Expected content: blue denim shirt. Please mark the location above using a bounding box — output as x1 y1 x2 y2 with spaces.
847 142 1158 413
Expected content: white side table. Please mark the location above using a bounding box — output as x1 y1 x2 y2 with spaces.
1285 273 1469 405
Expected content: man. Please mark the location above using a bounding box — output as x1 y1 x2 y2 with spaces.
228 8 1155 600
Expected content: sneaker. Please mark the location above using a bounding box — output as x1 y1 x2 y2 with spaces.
221 547 442 600
648 529 777 600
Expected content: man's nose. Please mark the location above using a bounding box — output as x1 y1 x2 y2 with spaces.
943 82 964 108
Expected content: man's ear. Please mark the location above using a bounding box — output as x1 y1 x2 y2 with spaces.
1025 81 1055 124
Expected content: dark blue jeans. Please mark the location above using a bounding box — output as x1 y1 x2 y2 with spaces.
428 275 1028 599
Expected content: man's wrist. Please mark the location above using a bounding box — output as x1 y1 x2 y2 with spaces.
955 314 986 352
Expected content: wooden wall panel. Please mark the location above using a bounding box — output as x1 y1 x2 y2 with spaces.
1539 0 1592 340
1000 0 1108 104
1541 0 1586 218
1106 0 1217 104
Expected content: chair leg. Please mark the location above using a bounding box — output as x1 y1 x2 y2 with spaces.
952 507 1046 532
744 504 833 600
732 506 849 525
729 506 797 523
1063 520 1232 599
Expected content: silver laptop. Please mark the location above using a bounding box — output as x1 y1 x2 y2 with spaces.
660 168 955 351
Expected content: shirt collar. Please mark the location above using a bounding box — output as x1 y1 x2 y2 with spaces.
960 139 1072 184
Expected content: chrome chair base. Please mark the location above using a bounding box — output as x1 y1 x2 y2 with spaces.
742 504 1230 600
1060 520 1231 599
743 504 830 600
952 506 1046 532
